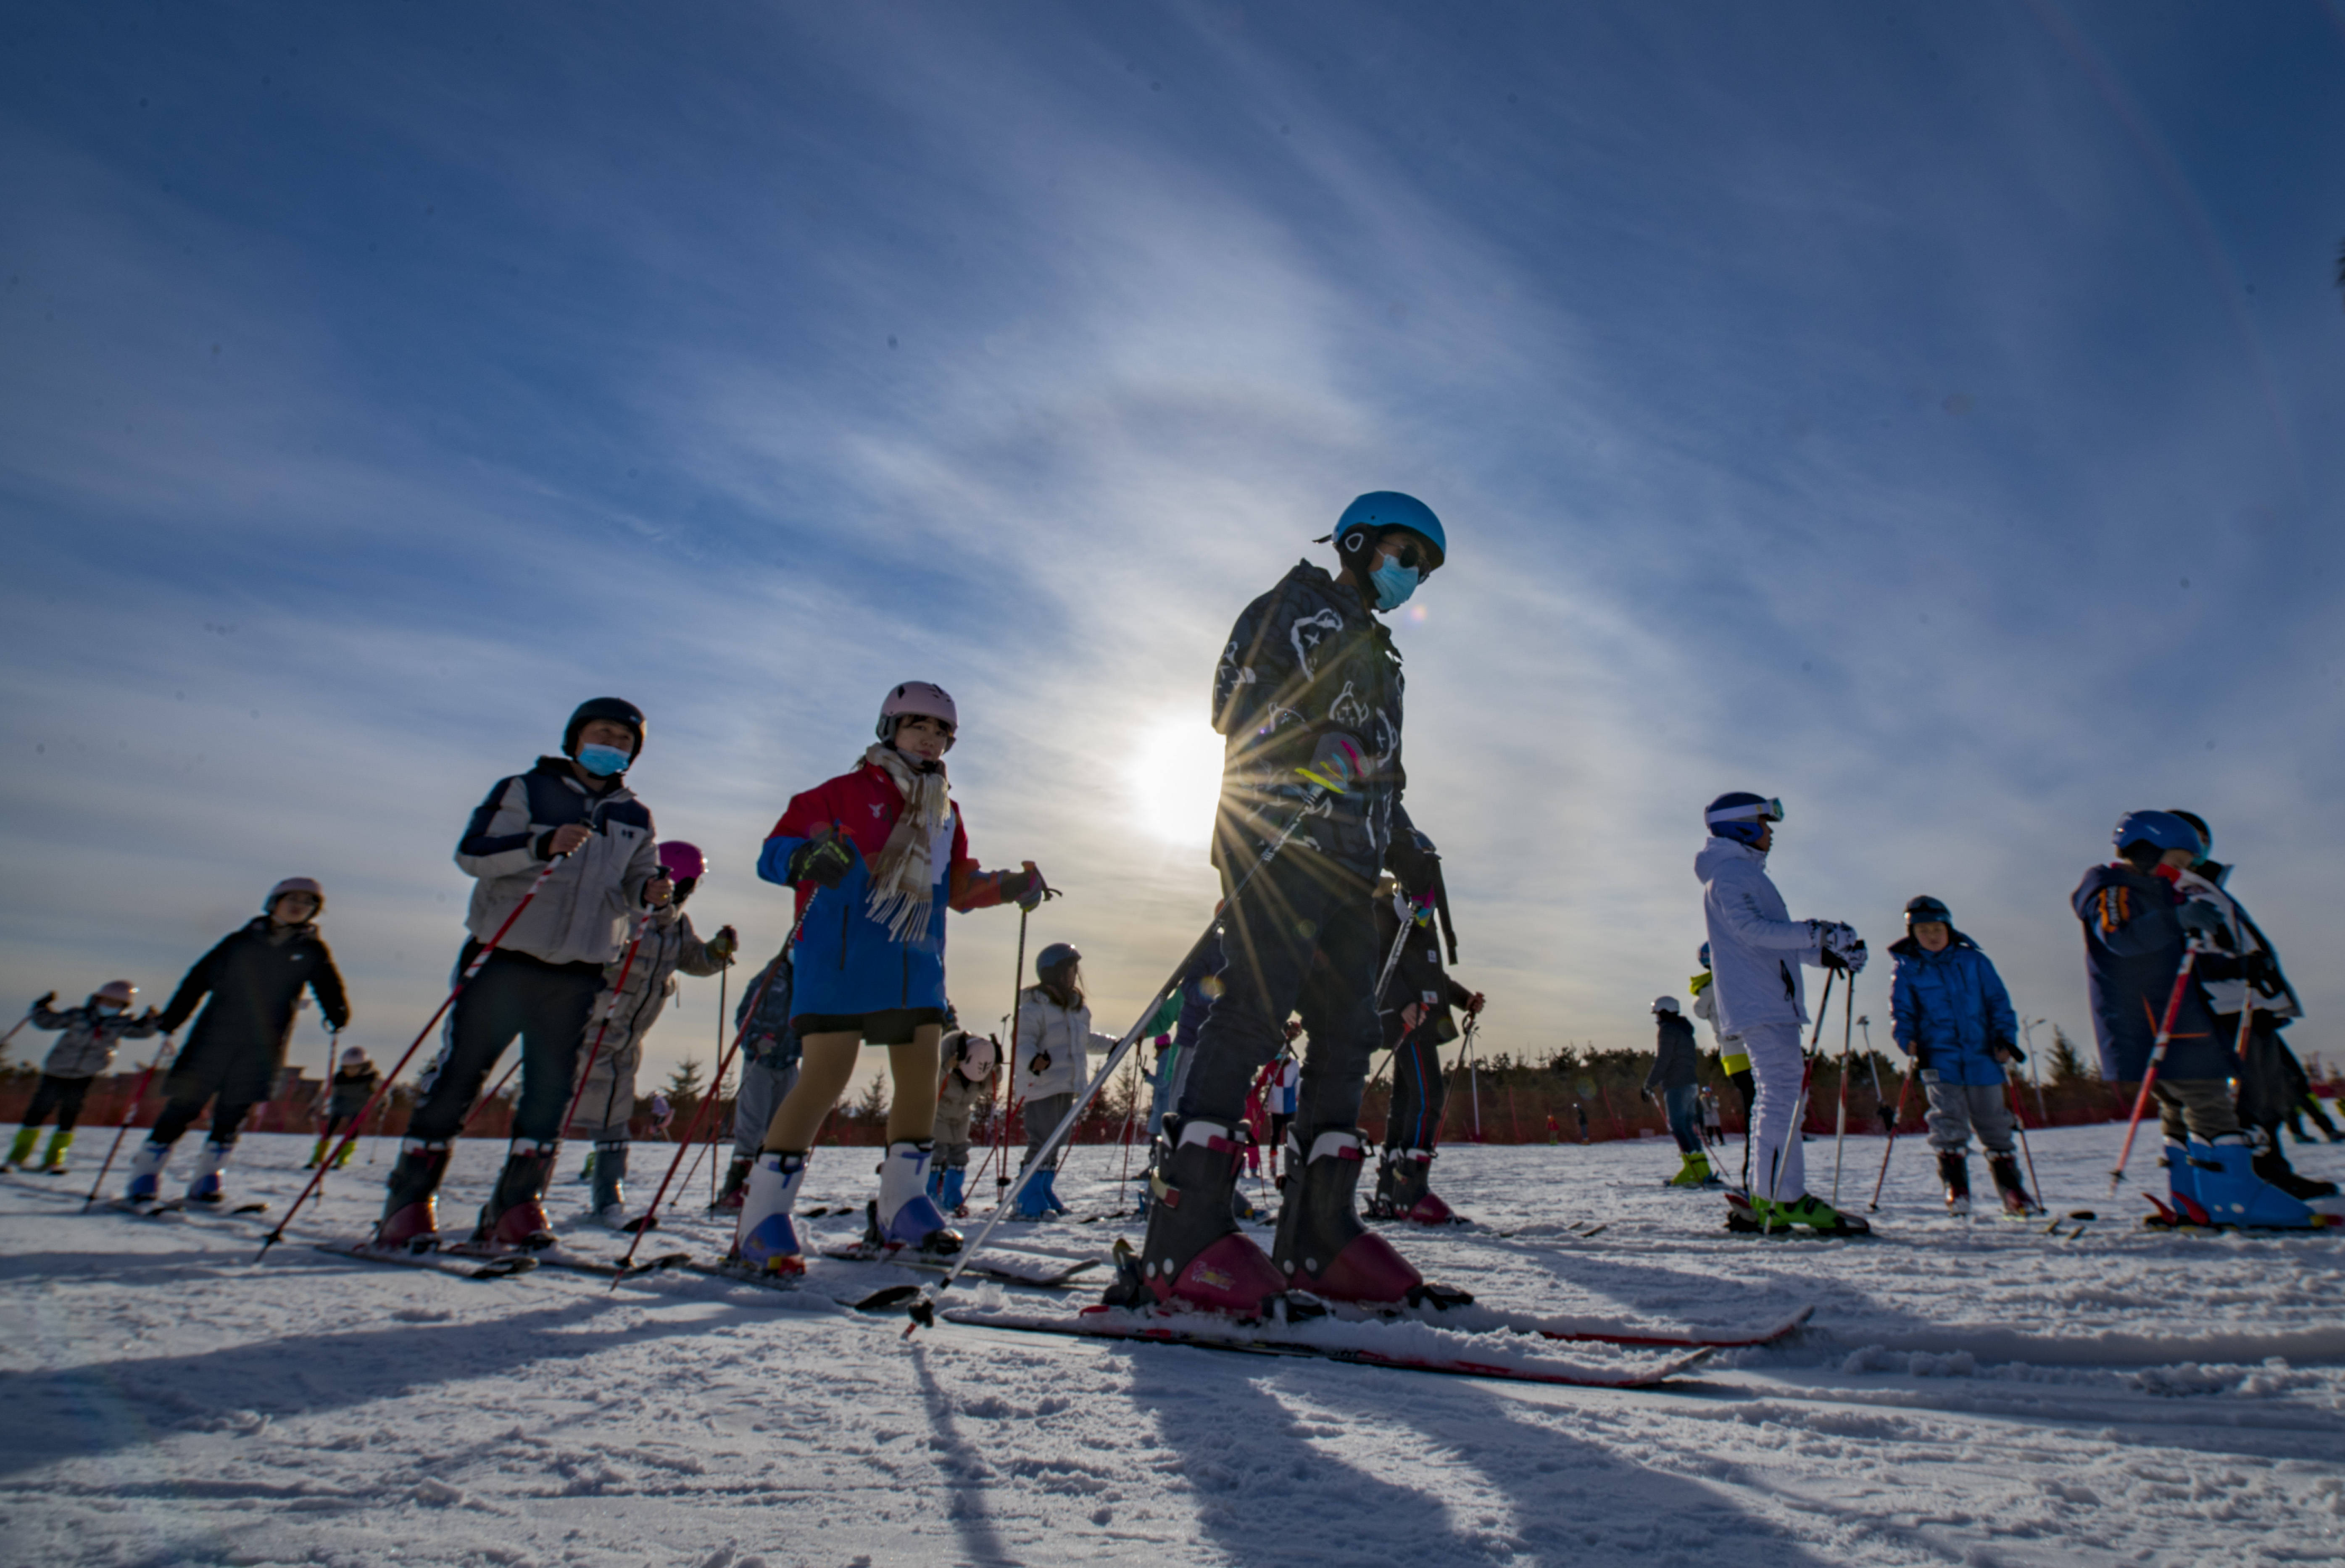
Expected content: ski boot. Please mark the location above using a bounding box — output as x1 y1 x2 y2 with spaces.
574 1149 597 1186
713 1154 753 1213
1011 1163 1053 1220
732 1150 809 1273
1365 1148 1400 1219
589 1139 631 1230
1102 1115 1285 1317
1041 1166 1070 1217
40 1129 73 1174
1987 1152 2042 1217
1387 1147 1458 1223
1273 1126 1464 1306
473 1139 560 1250
870 1141 961 1256
938 1165 968 1217
1666 1149 1717 1189
184 1140 233 1205
374 1140 451 1250
2192 1137 2344 1228
305 1135 330 1170
1768 1192 1872 1236
333 1137 356 1169
2155 1139 2212 1225
1723 1190 1768 1233
2253 1144 2340 1202
124 1139 172 1202
1937 1150 1972 1218
8 1126 40 1168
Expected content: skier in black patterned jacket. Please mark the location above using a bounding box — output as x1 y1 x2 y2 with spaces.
1108 492 1461 1318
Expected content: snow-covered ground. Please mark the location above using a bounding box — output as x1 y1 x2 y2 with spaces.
5 1124 2342 1568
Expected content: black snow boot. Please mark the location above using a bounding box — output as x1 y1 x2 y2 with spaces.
475 1140 560 1250
1987 1152 2041 1215
374 1141 452 1251
590 1140 630 1226
1365 1148 1399 1220
1101 1116 1283 1317
1271 1126 1462 1307
714 1155 753 1213
2254 1147 2340 1200
1937 1150 1972 1216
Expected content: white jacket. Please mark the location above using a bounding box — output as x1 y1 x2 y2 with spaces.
1697 837 1827 1037
1014 988 1117 1100
2173 866 2301 1021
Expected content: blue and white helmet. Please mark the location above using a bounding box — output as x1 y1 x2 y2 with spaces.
1704 792 1783 847
2113 810 2200 857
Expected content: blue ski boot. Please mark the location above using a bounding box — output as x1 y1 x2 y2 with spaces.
124 1139 171 1202
1041 1166 1070 1216
733 1151 809 1274
184 1140 232 1205
873 1141 960 1256
2192 1138 2340 1228
938 1165 968 1215
1012 1164 1052 1219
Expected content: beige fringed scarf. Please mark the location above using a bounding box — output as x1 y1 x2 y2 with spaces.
862 743 953 944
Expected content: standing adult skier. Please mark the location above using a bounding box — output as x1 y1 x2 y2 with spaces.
8 983 161 1173
1368 861 1483 1223
1011 943 1117 1218
1109 492 1459 1315
306 1046 380 1169
128 879 350 1204
1887 896 2036 1217
376 698 660 1250
566 839 737 1229
931 1023 998 1217
715 942 800 1213
1696 793 1870 1235
1644 997 1713 1188
731 682 1047 1274
2164 812 2338 1207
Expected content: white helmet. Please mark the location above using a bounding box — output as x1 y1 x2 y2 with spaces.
1652 995 1681 1015
96 979 138 1006
266 876 326 916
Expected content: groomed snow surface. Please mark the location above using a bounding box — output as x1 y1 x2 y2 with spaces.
5 1124 2342 1567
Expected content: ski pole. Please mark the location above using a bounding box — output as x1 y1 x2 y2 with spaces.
1858 1016 1891 1134
999 906 1030 1202
1831 972 1856 1206
905 799 1319 1332
1868 1063 1916 1211
2108 940 2206 1198
556 918 650 1147
706 965 730 1207
80 1032 175 1210
256 855 566 1260
612 916 797 1275
0 1005 38 1054
2005 1077 2042 1212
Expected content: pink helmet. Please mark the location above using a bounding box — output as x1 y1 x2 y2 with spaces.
96 980 137 1005
876 681 958 748
656 841 706 882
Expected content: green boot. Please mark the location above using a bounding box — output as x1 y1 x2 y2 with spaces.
306 1136 330 1169
333 1138 357 1169
6 1126 37 1168
40 1129 73 1173
1771 1192 1871 1236
1667 1150 1715 1188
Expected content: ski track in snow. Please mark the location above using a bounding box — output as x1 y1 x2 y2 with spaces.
4 1128 2342 1566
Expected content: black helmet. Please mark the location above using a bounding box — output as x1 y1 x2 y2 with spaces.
1904 895 1952 927
564 697 645 759
1036 942 1081 978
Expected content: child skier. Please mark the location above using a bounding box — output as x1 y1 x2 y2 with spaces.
1110 491 1461 1316
1887 895 2037 1217
1011 943 1116 1218
377 698 660 1250
8 982 161 1173
1266 1035 1299 1182
732 681 1047 1274
1369 861 1483 1223
1696 792 1869 1235
307 1046 380 1169
129 879 350 1204
566 839 737 1229
931 1023 998 1218
715 941 799 1213
1644 996 1713 1187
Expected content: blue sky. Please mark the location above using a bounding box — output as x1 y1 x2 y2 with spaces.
4 3 2342 1098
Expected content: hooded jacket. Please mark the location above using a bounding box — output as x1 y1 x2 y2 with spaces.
1696 837 1828 1036
1888 931 2020 1087
458 758 659 968
30 1000 163 1079
155 918 350 1105
1014 987 1117 1100
1211 560 1412 881
2071 860 2230 1082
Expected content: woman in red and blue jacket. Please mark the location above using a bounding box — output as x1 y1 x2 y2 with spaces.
732 681 1047 1273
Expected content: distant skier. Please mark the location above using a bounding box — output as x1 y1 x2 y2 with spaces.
566 839 736 1230
2073 810 2337 1227
1576 1102 1589 1144
7 982 161 1174
1266 1036 1300 1181
1369 859 1483 1223
129 879 350 1205
931 1024 998 1218
1697 792 1869 1235
731 681 1047 1274
1109 492 1461 1315
715 942 800 1213
1012 943 1117 1219
1644 997 1714 1187
1887 896 2036 1217
1700 1086 1724 1145
307 1046 380 1169
377 698 660 1251
2165 811 2339 1208
1689 942 1755 1126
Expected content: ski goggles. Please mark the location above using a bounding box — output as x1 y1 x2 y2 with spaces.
1703 797 1784 826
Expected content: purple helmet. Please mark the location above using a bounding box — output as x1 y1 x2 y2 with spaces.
657 841 706 882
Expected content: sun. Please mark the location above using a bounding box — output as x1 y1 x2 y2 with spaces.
1131 714 1226 847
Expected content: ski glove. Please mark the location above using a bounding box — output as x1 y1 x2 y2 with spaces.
1991 1037 2024 1065
706 926 739 965
2177 900 2231 944
997 863 1049 911
2242 948 2282 989
1385 836 1441 900
1814 923 1867 973
788 832 856 889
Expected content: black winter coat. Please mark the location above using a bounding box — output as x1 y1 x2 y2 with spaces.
156 918 350 1105
1644 1013 1699 1094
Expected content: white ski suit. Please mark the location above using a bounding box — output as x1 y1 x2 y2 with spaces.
1697 837 1831 1204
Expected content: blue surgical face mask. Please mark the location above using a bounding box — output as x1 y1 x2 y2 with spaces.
1370 557 1420 612
576 742 631 777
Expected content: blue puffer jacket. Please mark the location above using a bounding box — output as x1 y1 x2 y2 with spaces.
1889 932 2020 1087
2072 860 2231 1081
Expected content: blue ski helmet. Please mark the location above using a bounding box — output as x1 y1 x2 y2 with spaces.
2113 810 2200 857
2168 810 2211 866
1904 895 1952 927
1329 492 1446 577
1704 792 1783 847
1698 942 1711 969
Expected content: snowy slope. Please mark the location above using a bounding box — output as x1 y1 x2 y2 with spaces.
5 1125 2342 1567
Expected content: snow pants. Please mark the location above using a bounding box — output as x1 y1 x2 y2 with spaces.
2231 1013 2309 1137
935 1100 978 1170
1383 1024 1449 1152
1177 855 1379 1135
728 1056 800 1160
409 946 602 1145
1921 1078 2016 1155
151 1092 256 1147
1742 1022 1808 1204
1021 1092 1074 1171
567 1030 644 1144
20 1073 94 1133
2152 1077 2241 1144
1663 1083 1702 1155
